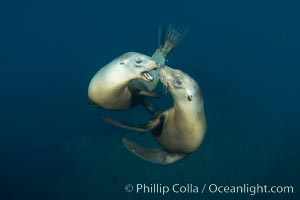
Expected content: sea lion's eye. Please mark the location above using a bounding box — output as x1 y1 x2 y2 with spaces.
174 77 182 87
135 58 143 64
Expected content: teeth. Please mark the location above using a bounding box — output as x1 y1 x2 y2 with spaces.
143 72 153 81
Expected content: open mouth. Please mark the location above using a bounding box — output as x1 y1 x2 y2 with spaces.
142 71 154 81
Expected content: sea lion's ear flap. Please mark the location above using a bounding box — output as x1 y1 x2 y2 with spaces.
119 53 130 65
187 94 193 101
119 57 126 65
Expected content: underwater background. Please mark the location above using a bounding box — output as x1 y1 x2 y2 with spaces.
1 0 299 199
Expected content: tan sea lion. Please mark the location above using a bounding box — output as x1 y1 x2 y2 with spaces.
103 66 207 165
88 24 187 111
88 52 160 110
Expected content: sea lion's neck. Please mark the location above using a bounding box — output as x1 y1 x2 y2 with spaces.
173 98 204 121
92 72 132 98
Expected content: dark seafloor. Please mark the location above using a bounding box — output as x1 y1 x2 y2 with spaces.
0 0 299 200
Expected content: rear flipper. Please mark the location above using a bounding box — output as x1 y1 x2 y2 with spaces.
152 24 188 63
101 113 163 132
122 138 186 165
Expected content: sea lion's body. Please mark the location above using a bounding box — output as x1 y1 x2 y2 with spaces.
154 66 206 154
104 66 207 164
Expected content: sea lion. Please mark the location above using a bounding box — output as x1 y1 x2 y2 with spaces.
88 24 187 111
88 52 161 110
103 66 207 165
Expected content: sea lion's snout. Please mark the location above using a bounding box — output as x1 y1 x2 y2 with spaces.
151 61 160 70
141 61 160 82
158 66 171 86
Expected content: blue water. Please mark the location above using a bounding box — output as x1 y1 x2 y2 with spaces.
1 0 299 199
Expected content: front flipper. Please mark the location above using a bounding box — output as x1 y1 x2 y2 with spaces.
101 114 163 132
122 138 186 165
128 79 167 98
138 89 167 97
142 98 162 116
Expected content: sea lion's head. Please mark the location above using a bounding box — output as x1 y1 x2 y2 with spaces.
159 66 201 103
118 52 160 81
